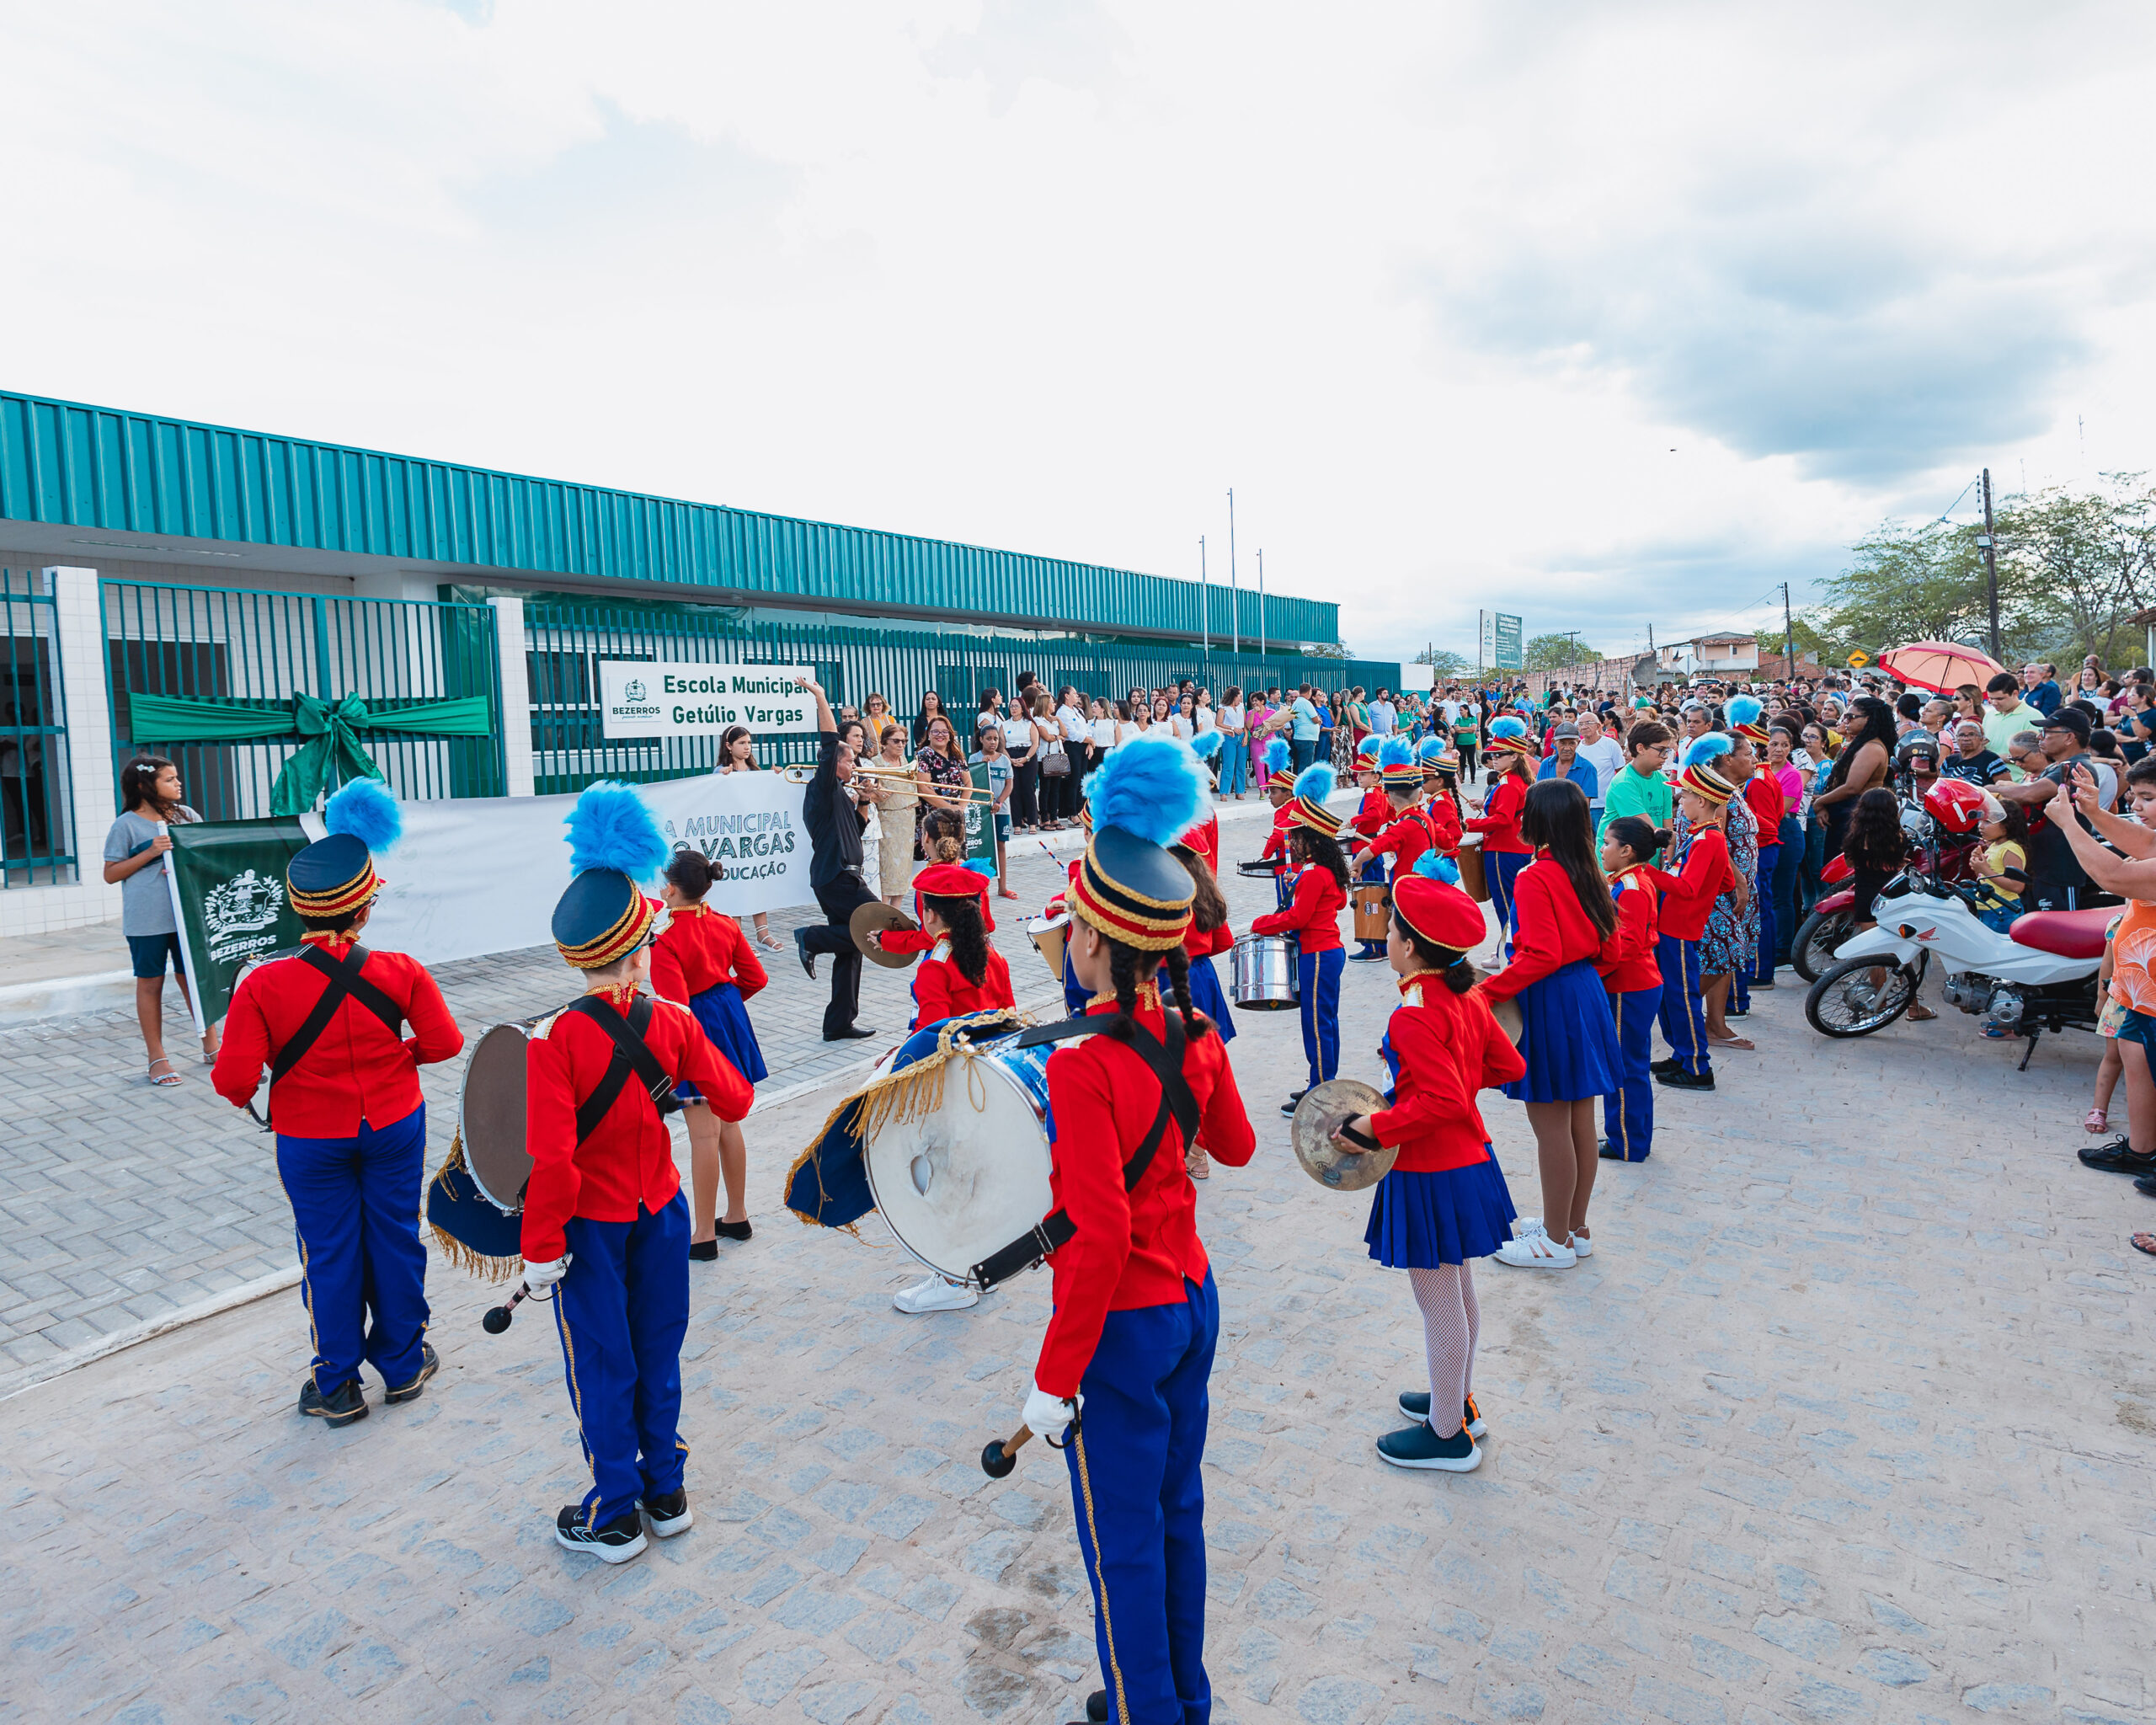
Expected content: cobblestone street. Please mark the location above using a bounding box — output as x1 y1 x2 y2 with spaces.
3 833 2154 1724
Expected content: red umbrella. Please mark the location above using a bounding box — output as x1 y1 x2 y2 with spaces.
1878 640 2007 695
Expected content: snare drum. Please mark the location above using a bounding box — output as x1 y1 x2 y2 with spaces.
1456 836 1488 903
1351 883 1391 943
862 1030 1057 1284
1026 911 1070 985
1231 932 1299 1010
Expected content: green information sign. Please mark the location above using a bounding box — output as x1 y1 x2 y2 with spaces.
164 816 314 1032
1492 612 1524 672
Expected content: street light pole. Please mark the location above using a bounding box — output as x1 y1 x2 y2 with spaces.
1257 549 1266 663
1227 489 1240 660
1198 536 1209 680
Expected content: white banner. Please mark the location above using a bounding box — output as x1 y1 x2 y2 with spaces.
350 771 815 967
600 662 818 740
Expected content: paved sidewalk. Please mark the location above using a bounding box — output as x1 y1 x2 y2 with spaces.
4 849 2153 1723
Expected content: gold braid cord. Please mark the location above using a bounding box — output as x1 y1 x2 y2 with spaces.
424 1130 522 1285
784 1010 1030 1231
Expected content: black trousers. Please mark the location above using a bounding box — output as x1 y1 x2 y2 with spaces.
1012 759 1041 829
800 872 878 1037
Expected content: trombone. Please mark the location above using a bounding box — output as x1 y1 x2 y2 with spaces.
773 761 998 803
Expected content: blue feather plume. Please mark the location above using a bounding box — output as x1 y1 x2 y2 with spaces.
1085 733 1210 847
1413 851 1462 886
1292 761 1335 804
1417 735 1448 762
324 777 401 852
1488 715 1528 742
1683 733 1734 768
1263 736 1290 773
1377 735 1415 770
566 782 670 880
1189 728 1225 762
1726 696 1763 729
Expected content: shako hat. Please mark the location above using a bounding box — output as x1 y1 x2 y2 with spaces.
1068 733 1211 953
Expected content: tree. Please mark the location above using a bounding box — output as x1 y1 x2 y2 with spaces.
1997 475 2156 670
1524 633 1597 671
1415 647 1472 678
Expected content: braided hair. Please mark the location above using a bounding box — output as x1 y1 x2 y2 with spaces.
924 886 990 987
1101 930 1208 1039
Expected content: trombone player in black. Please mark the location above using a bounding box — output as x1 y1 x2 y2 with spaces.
791 676 879 1041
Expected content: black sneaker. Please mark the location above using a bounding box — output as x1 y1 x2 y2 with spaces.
1649 1056 1681 1076
384 1342 438 1405
1656 1068 1715 1091
1598 1140 1624 1160
642 1488 693 1538
1375 1421 1480 1471
1348 948 1387 963
555 1504 648 1563
298 1377 368 1428
794 927 817 981
1395 1391 1486 1436
1280 1088 1308 1117
2135 1172 2156 1199
2078 1138 2156 1174
1086 1692 1108 1723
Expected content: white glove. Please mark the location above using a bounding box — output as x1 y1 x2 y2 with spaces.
1022 1381 1081 1438
521 1254 572 1291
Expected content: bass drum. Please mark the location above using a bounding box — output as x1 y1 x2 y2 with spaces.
863 1031 1056 1284
458 1017 546 1213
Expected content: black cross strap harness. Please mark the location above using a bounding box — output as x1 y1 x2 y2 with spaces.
967 1009 1203 1292
560 993 684 1145
271 943 407 1081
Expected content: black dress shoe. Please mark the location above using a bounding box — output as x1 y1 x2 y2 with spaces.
2135 1172 2156 1199
299 1377 368 1428
1656 1068 1715 1091
794 927 817 981
384 1342 438 1405
1598 1140 1624 1160
1086 1690 1107 1722
689 1239 718 1261
2078 1138 2156 1174
715 1219 754 1242
826 1025 876 1041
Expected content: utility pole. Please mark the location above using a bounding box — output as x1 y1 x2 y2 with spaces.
1257 549 1266 662
1227 489 1240 660
1782 581 1795 679
1980 467 2001 660
1198 536 1209 677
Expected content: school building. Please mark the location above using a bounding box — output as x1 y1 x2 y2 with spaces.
0 387 1401 934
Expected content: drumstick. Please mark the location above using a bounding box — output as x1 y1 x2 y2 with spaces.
979 1423 1033 1478
482 1283 530 1334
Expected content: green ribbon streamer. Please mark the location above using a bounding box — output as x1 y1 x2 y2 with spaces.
125 690 494 814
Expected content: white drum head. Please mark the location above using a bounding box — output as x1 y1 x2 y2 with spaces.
864 1050 1053 1282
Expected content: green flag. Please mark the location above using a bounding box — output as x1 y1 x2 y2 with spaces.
963 763 998 873
164 817 314 1030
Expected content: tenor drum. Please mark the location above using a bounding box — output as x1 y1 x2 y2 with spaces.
862 1031 1057 1284
1231 932 1299 1011
1352 884 1391 943
1026 911 1070 985
1456 836 1488 904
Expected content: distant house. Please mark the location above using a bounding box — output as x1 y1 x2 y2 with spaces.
1657 634 1760 677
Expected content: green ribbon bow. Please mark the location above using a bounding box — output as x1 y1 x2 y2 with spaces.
124 689 494 814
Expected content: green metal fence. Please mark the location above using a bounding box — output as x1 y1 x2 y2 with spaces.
0 571 73 886
101 580 507 820
524 598 1408 792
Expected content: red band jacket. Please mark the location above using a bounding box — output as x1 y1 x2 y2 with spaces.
649 903 768 1006
1465 772 1532 855
910 941 1017 1030
1479 855 1614 1002
1250 863 1346 953
1597 867 1664 992
1368 976 1525 1172
1652 826 1736 942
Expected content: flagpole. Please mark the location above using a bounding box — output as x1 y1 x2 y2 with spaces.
1228 488 1240 660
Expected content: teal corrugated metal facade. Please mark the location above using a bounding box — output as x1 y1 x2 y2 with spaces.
0 389 1337 645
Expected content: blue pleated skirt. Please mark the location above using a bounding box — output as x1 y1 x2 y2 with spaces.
677 982 766 1096
1178 952 1237 1043
1502 957 1621 1103
1364 1152 1518 1267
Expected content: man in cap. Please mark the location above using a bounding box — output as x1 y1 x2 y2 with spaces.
1994 706 2096 910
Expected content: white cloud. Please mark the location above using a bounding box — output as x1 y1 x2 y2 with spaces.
3 0 2154 663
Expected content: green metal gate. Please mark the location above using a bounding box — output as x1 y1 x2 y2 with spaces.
101 580 507 819
0 570 74 886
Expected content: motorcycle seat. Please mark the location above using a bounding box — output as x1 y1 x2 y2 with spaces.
2008 906 2113 960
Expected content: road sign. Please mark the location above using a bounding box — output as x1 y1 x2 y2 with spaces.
1847 650 1869 668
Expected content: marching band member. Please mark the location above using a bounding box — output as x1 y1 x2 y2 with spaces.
1649 739 1739 1093
1347 738 1402 959
651 850 767 1258
1258 737 1296 865
1170 841 1237 1046
1597 816 1669 1162
1183 730 1226 872
1349 739 1438 963
908 862 1017 1030
1328 875 1523 1471
1022 731 1257 1725
523 784 754 1562
1479 780 1622 1271
214 779 462 1429
1420 738 1466 859
1466 717 1535 942
1250 763 1350 1116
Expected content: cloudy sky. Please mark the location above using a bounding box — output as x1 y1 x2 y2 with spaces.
5 0 2153 661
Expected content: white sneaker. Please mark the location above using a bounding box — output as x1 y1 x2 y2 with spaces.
1572 1235 1595 1258
1494 1220 1576 1268
892 1275 979 1314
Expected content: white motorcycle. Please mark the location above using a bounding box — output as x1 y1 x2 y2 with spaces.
1805 869 2111 1069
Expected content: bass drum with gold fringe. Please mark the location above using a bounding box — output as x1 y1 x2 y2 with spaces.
426 1012 554 1279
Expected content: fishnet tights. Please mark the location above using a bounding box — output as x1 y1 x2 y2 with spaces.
1407 1263 1480 1438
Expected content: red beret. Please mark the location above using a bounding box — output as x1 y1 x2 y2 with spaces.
1391 876 1486 954
915 864 984 900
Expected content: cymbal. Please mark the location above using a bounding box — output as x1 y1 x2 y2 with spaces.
1290 1078 1396 1192
1469 969 1524 1044
850 900 921 968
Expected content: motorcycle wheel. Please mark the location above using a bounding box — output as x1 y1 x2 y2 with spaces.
1806 956 1920 1038
1790 909 1852 983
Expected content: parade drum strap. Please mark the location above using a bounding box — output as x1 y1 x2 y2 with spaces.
972 1012 1198 1290
564 994 683 1145
270 945 406 1084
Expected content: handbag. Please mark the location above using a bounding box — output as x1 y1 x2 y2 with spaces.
1041 746 1070 777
